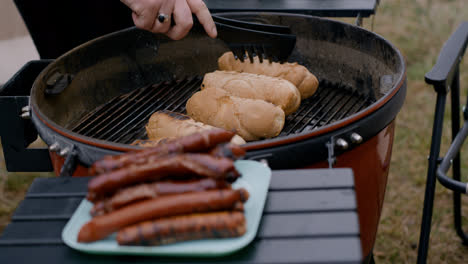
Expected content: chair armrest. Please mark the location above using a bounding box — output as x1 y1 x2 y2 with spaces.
436 118 468 194
425 22 468 92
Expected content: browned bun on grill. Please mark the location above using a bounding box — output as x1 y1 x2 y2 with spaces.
186 87 285 141
218 52 319 99
202 70 300 115
145 111 246 145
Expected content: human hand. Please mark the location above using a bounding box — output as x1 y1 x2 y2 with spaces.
120 0 217 40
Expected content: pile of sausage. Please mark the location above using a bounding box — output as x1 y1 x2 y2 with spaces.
77 128 250 246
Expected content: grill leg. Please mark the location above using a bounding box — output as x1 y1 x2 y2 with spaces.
362 250 376 264
417 92 447 264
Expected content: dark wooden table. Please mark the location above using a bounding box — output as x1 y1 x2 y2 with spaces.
0 168 361 263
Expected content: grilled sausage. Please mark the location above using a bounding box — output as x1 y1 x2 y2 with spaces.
130 141 246 160
117 211 246 246
78 188 249 243
208 143 246 160
90 128 236 174
90 179 231 217
87 153 240 202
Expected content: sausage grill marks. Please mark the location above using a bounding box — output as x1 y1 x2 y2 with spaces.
117 211 246 246
80 129 250 245
78 188 249 243
87 153 240 202
90 179 231 217
90 129 237 174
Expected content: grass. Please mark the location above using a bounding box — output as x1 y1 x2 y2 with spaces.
0 0 468 262
0 140 53 231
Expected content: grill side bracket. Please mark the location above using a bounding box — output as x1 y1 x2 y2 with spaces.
0 61 53 172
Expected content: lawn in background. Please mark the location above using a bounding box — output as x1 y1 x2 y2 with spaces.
369 0 468 263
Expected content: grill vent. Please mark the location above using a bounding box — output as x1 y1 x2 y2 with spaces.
70 77 374 144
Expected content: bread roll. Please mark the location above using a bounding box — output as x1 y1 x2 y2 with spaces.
145 111 246 145
202 70 300 115
186 87 285 141
218 52 319 99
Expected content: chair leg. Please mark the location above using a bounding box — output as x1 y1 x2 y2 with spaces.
417 93 447 264
453 191 468 245
451 67 468 245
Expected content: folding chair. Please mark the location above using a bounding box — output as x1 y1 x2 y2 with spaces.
417 21 468 263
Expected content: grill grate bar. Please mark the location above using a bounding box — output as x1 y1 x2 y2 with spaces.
111 78 202 143
295 89 340 133
162 77 202 112
284 88 339 134
307 92 352 131
97 80 184 141
281 87 334 135
310 88 367 130
71 78 374 144
335 95 367 121
284 86 330 124
81 83 167 139
356 97 371 112
128 78 203 142
319 90 359 126
71 85 154 134
303 92 347 131
169 79 203 113
106 79 198 143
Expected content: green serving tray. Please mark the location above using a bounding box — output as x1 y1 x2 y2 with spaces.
62 160 271 257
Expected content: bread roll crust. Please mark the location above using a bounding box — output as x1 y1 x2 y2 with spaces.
202 70 300 115
186 87 285 141
218 52 319 99
145 111 246 145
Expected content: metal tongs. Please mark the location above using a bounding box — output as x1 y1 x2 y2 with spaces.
198 15 297 63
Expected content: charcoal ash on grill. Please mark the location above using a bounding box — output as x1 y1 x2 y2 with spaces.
78 129 250 245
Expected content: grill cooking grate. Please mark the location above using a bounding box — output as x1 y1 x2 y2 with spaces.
70 77 374 144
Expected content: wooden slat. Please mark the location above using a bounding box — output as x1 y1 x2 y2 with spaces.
259 212 359 238
0 220 66 241
0 238 362 263
13 190 357 219
0 211 359 244
270 168 354 190
12 197 82 219
264 189 357 212
27 177 89 195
